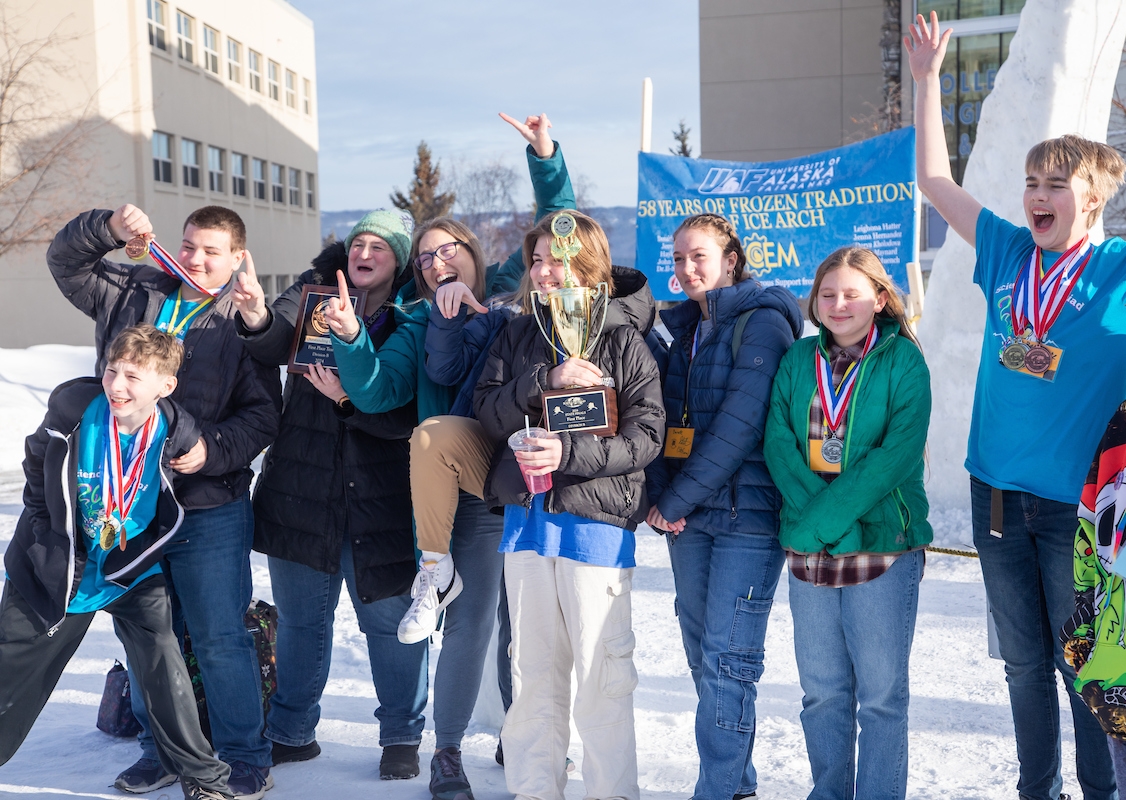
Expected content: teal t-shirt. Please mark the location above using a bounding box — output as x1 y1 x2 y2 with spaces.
68 395 167 613
501 494 635 568
154 291 207 341
969 208 1126 503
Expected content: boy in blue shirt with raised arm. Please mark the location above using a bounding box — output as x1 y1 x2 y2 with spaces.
0 325 232 800
908 12 1125 800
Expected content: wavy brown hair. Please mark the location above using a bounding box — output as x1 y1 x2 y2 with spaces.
809 247 920 349
673 212 749 282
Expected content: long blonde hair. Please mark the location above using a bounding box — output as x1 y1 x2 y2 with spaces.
808 247 920 349
513 210 614 313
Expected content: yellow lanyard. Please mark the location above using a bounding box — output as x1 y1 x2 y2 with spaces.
166 289 212 337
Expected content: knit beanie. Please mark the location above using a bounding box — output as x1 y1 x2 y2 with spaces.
344 209 415 275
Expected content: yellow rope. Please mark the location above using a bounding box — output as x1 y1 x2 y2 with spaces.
925 544 979 559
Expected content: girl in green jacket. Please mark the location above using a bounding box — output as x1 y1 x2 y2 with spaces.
763 246 932 800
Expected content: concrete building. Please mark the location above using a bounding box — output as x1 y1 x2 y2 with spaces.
699 1 1027 266
0 0 319 346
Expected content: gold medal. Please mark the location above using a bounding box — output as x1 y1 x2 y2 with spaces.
1001 341 1028 370
124 236 149 260
99 519 116 550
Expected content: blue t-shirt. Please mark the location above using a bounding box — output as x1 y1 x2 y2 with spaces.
501 494 635 568
154 291 206 341
970 208 1126 503
69 395 167 613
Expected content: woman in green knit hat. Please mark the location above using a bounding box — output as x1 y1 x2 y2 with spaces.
763 246 932 800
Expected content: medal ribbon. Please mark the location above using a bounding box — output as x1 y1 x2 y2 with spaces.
147 239 224 298
101 408 158 540
164 288 214 337
1011 237 1091 341
815 324 880 435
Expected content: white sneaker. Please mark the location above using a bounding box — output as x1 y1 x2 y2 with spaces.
397 566 463 644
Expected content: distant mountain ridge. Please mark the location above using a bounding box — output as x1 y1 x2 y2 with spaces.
320 207 638 268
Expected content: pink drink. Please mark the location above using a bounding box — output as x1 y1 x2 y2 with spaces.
519 463 553 495
508 427 559 495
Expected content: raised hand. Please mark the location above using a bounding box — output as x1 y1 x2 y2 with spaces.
434 280 488 320
108 203 154 244
305 362 347 404
323 269 360 342
904 10 952 83
547 357 604 390
500 112 554 159
232 250 268 330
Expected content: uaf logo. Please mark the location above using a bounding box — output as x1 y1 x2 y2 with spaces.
744 232 800 278
668 275 683 294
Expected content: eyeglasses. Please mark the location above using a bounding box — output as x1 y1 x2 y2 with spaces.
414 240 467 270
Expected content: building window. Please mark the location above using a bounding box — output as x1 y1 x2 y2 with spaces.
271 163 285 203
303 79 312 116
919 1 1026 183
208 146 225 192
152 132 173 183
252 158 267 200
147 0 167 51
182 139 201 188
288 168 300 205
226 38 241 83
231 153 247 197
285 70 297 109
248 50 262 93
306 172 315 208
202 26 219 74
267 61 280 101
176 10 194 63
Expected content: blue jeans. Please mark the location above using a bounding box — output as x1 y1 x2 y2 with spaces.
434 493 504 749
132 494 269 767
666 525 785 800
971 476 1117 800
788 549 923 800
265 538 428 747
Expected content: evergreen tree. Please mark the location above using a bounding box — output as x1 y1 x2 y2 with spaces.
670 119 692 158
390 141 456 222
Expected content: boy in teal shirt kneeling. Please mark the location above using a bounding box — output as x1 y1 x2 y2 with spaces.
0 325 233 800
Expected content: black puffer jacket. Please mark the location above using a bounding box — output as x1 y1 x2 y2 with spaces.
46 210 281 510
4 379 199 631
237 243 417 602
473 267 665 529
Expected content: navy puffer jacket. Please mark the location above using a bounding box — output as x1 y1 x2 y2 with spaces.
646 279 802 534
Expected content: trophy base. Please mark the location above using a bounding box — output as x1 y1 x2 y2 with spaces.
542 386 618 437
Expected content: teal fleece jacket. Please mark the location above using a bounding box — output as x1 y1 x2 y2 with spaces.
763 318 933 555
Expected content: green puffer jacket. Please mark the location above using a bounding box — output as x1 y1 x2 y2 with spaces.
763 318 932 555
333 279 455 424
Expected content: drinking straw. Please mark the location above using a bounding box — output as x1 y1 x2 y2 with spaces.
525 415 531 440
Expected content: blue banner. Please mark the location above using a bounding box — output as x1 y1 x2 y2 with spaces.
635 128 917 301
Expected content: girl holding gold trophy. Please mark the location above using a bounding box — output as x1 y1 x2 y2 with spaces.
473 210 664 800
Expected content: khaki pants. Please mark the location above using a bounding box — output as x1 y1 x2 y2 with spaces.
502 550 640 800
409 415 494 554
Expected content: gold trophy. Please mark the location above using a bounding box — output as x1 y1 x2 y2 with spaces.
531 212 618 436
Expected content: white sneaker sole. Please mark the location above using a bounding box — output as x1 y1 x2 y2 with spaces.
397 572 464 644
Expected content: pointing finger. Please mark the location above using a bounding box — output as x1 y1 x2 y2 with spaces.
336 269 350 299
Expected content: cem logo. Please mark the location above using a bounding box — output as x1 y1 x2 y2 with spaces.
744 232 800 278
668 275 683 294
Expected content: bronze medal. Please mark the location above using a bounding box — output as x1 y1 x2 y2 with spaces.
1001 342 1028 370
124 236 149 261
820 435 844 465
1024 345 1053 374
99 519 116 551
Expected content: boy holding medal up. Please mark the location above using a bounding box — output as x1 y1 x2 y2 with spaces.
0 325 233 800
46 205 280 798
908 12 1126 800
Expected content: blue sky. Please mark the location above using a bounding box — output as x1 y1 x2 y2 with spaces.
285 0 700 211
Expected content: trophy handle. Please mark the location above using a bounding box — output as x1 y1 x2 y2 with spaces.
530 290 571 362
581 282 611 360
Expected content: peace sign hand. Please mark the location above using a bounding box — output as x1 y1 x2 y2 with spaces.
324 269 361 341
500 112 554 159
232 251 268 331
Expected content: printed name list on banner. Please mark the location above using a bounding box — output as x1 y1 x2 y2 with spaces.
635 127 917 301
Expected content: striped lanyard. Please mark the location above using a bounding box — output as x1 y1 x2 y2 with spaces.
148 239 226 298
1011 237 1092 342
815 324 879 437
102 408 158 534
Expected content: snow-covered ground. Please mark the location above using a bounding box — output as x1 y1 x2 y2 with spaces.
0 346 1082 799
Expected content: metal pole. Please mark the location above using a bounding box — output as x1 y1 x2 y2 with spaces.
640 77 653 153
